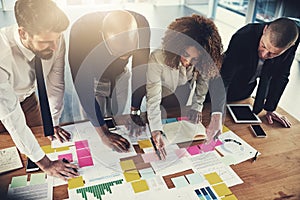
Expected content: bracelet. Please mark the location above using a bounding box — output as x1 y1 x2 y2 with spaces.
130 109 141 115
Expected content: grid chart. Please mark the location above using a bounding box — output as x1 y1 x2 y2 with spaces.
76 179 124 200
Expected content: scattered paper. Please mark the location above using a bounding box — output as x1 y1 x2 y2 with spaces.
0 146 23 174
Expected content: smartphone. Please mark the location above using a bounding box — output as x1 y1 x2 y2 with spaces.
250 125 267 137
26 157 40 172
104 117 117 131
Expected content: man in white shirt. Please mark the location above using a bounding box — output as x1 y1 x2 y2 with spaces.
0 0 78 180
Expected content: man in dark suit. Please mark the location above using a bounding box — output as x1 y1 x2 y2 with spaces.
221 17 299 127
69 10 150 152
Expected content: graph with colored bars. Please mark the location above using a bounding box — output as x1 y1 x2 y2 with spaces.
75 179 124 200
195 187 218 200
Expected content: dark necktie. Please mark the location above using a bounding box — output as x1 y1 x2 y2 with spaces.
35 56 54 136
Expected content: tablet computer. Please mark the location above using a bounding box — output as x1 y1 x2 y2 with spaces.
227 104 261 123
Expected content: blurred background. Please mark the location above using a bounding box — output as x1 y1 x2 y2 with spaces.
1 0 299 122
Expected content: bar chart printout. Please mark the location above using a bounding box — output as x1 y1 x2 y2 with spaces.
69 179 124 200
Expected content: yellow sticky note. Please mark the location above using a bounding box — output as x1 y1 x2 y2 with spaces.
68 176 84 189
204 172 223 185
55 146 70 152
222 194 238 200
131 180 149 193
120 159 136 171
222 125 230 133
41 145 55 154
213 183 232 197
138 139 153 149
124 169 140 182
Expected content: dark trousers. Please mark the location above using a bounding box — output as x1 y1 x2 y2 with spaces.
0 93 42 133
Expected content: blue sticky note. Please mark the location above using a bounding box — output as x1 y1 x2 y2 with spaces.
186 173 205 185
11 175 28 188
171 176 189 188
166 118 177 123
139 168 155 179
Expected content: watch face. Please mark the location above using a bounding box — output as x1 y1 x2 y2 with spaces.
131 110 140 115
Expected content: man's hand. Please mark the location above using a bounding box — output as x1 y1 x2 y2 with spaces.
266 111 291 128
36 156 79 181
187 109 202 124
47 126 71 143
205 113 222 144
126 113 147 137
151 130 166 160
96 126 130 152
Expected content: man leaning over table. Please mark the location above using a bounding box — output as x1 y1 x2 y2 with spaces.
221 17 299 128
0 0 78 180
69 10 150 152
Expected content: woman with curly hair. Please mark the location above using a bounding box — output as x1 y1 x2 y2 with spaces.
146 15 225 155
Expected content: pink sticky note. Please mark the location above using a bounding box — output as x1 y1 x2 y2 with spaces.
187 145 201 155
75 140 89 149
141 152 160 163
76 148 91 158
78 156 94 167
177 116 189 121
175 149 187 158
198 139 223 152
58 153 73 162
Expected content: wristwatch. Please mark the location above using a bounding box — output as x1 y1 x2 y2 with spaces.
130 109 141 115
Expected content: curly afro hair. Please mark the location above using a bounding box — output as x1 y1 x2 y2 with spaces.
162 15 223 78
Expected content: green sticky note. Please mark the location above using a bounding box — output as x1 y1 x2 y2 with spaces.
11 175 28 188
30 173 46 185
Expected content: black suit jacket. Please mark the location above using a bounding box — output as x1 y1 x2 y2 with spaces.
68 11 150 127
221 23 299 114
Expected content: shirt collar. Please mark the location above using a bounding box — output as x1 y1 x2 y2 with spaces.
14 26 35 62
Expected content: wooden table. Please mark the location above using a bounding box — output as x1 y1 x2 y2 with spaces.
1 99 300 200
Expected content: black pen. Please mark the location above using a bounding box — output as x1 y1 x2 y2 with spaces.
150 137 162 160
253 151 259 162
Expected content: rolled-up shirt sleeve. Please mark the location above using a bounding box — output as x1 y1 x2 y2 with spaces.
191 73 209 112
46 36 66 126
0 77 45 162
146 58 163 132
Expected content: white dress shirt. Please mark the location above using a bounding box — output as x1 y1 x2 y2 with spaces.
146 49 209 132
0 25 66 162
